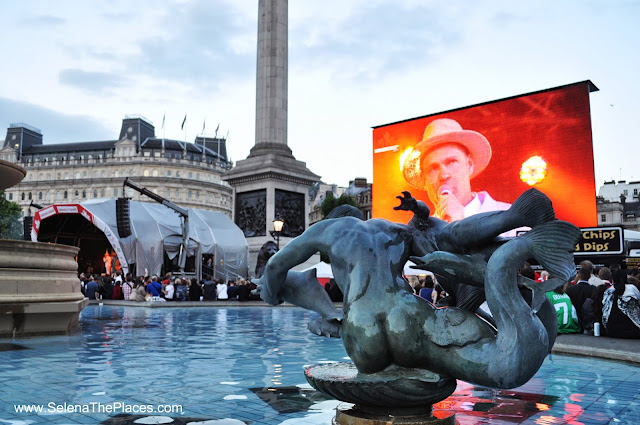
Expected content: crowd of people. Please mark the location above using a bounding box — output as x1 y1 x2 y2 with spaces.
409 260 640 340
563 260 640 339
521 260 640 339
79 270 261 303
79 257 640 340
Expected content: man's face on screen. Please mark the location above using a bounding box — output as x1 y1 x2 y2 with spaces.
421 143 474 205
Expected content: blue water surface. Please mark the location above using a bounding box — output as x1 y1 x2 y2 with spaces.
0 305 639 425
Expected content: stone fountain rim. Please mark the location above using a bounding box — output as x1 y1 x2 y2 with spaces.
0 159 27 190
0 239 80 254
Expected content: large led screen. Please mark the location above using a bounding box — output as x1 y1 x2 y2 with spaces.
372 81 598 229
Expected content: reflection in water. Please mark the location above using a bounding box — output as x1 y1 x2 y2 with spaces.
0 306 638 424
434 381 558 423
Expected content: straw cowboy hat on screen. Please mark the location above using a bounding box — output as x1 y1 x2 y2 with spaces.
402 118 492 189
401 118 511 224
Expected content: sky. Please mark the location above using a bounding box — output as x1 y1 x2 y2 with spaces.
1 0 638 192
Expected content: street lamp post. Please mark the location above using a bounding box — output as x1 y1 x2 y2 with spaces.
271 217 284 249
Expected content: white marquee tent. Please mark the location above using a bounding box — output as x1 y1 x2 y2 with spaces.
32 199 249 279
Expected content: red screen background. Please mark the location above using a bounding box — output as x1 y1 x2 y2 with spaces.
372 82 597 228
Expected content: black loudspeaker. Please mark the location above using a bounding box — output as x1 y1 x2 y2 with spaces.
23 216 33 241
116 197 132 238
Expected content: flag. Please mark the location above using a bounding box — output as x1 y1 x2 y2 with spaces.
215 123 220 138
161 113 165 129
202 119 206 134
181 114 187 130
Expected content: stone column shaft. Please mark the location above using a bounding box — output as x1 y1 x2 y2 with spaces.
255 0 288 146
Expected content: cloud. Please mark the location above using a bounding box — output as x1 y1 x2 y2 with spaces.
20 15 66 27
126 0 256 91
289 2 463 82
0 97 113 144
488 11 525 28
58 69 131 95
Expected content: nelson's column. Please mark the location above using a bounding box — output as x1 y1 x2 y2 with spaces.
224 0 320 274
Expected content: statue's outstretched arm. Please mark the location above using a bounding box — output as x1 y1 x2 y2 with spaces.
394 191 433 230
255 222 343 325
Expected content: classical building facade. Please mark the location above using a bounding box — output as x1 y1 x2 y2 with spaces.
0 116 234 220
596 180 640 230
308 178 372 226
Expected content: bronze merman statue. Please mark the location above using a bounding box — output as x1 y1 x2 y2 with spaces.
255 189 580 390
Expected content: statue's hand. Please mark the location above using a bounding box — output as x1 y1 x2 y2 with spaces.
394 191 418 212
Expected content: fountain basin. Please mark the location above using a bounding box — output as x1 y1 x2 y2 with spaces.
0 240 87 336
0 159 26 190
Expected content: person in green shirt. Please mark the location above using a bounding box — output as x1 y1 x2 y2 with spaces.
546 281 581 334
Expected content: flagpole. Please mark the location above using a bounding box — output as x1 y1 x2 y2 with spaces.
161 113 166 152
202 118 206 160
181 114 187 156
215 123 220 160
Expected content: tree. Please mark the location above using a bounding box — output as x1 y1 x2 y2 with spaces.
0 191 22 240
320 193 359 219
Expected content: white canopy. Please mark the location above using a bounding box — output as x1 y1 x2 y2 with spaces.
35 199 249 279
301 261 334 278
404 260 429 276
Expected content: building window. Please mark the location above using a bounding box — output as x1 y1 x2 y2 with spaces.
167 170 172 177
189 172 193 179
64 191 68 199
82 190 86 198
188 190 192 199
93 190 98 198
175 189 180 198
28 192 32 200
624 190 628 196
38 192 43 200
601 214 606 222
143 169 150 177
101 189 105 197
21 193 25 201
8 193 12 201
113 188 118 197
176 171 181 178
75 190 79 198
635 189 638 196
152 169 159 177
